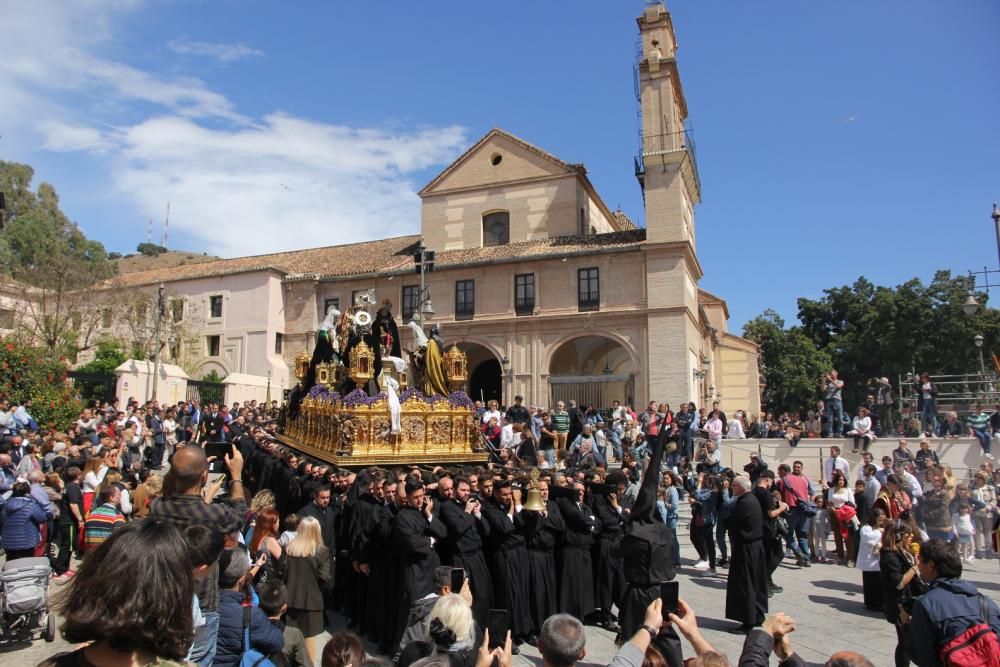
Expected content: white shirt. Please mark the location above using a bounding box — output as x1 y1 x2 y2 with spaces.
824 456 851 483
828 487 852 509
727 419 746 439
856 526 883 572
482 410 502 425
499 423 515 449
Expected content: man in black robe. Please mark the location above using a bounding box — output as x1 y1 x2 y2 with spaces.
439 476 493 629
521 479 565 643
350 470 383 639
481 479 532 651
391 478 447 650
556 480 597 622
591 473 627 632
724 475 769 633
377 480 406 655
753 470 786 596
614 428 681 661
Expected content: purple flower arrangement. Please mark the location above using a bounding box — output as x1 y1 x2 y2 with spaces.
397 388 473 409
342 388 388 408
308 384 337 400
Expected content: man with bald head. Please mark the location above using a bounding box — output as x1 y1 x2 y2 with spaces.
150 444 246 667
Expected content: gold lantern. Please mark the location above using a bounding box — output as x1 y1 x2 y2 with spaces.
349 339 375 385
294 350 311 382
315 362 334 387
444 345 468 389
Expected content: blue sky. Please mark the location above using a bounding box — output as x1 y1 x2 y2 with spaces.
2 0 998 330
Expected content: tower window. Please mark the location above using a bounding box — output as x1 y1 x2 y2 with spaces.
578 267 600 312
482 211 510 247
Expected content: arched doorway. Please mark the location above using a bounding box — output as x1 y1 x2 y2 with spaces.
547 335 634 410
456 342 502 405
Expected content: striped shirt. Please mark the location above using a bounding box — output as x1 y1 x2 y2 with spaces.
84 503 125 552
550 410 570 433
967 412 990 430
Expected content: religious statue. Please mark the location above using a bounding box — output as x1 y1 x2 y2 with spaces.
373 298 402 359
423 323 450 397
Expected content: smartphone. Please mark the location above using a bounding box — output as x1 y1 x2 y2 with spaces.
487 609 509 649
660 581 679 616
204 441 230 473
451 568 465 593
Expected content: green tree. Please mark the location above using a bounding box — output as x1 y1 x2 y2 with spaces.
743 309 832 414
0 160 115 357
75 339 127 376
199 370 225 405
0 335 82 429
796 271 1000 408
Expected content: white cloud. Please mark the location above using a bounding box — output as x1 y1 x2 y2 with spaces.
40 121 115 153
167 39 264 62
0 0 469 257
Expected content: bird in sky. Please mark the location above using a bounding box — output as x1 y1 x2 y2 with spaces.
842 113 859 123
279 183 292 191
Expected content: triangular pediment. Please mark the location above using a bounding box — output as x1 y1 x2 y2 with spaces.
419 128 578 196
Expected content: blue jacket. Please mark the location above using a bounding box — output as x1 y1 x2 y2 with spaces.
904 577 1000 667
214 589 284 667
693 489 718 526
1 496 48 551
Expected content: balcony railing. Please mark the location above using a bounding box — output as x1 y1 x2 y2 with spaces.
515 298 534 316
635 128 701 195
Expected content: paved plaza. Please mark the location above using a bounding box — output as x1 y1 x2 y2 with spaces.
5 504 999 667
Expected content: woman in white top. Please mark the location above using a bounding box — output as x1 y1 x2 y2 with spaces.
827 471 856 566
75 408 99 445
726 417 746 439
705 411 724 447
848 406 875 454
856 508 887 611
481 399 502 426
162 408 178 461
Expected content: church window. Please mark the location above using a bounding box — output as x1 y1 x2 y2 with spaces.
578 267 600 312
490 153 503 166
401 285 420 323
482 211 510 247
455 280 475 320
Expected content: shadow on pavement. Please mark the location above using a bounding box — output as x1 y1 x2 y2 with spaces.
687 578 728 590
807 594 882 616
807 579 862 594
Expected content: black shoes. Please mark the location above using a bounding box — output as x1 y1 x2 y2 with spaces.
728 624 754 634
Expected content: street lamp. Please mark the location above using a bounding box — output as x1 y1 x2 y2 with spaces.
974 334 986 379
992 202 1000 269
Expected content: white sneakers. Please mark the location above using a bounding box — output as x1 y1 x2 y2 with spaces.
693 560 710 571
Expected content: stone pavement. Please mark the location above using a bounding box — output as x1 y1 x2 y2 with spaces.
5 520 1000 667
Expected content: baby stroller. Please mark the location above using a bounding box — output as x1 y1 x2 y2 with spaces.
1 557 56 643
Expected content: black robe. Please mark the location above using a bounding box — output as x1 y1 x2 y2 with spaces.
352 493 382 636
753 486 783 580
377 503 406 655
724 492 769 626
522 499 565 631
481 498 533 637
615 524 679 657
591 494 626 616
556 497 597 621
392 505 448 604
439 498 493 629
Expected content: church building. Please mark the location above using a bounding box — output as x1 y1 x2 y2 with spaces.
76 3 760 414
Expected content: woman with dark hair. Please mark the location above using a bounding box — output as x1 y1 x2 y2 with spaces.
321 629 366 667
879 519 924 667
826 471 856 567
40 519 195 666
856 508 888 611
689 473 719 574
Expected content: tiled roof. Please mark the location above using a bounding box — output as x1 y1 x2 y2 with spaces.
611 209 637 230
106 229 648 287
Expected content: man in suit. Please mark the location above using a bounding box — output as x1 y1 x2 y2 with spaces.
200 402 225 444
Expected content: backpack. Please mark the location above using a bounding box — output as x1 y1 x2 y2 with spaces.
240 606 277 667
939 594 1000 667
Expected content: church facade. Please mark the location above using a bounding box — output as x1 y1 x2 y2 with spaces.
70 3 760 414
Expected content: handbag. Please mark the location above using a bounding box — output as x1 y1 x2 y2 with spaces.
240 605 276 667
785 481 818 517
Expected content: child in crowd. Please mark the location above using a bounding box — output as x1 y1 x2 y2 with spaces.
258 580 310 667
278 513 300 548
810 493 831 563
952 501 977 562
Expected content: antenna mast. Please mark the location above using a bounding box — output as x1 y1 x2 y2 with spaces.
161 202 170 249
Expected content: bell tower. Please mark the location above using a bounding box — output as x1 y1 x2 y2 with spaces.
637 2 704 407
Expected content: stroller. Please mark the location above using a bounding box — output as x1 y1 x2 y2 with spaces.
1 557 56 643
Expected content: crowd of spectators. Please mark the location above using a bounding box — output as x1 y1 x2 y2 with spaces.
1 388 999 667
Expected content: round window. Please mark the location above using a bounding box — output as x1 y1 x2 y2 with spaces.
490 153 502 166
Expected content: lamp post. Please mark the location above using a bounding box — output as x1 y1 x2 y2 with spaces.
414 244 435 328
992 202 1000 269
974 334 986 376
150 283 166 401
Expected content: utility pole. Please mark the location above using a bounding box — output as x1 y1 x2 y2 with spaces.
150 283 166 401
413 244 435 327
